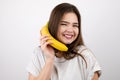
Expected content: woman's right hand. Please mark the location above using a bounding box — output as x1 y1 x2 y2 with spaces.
40 35 55 60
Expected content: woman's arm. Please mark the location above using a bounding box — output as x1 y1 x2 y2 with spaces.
28 58 54 80
28 35 55 80
92 71 99 80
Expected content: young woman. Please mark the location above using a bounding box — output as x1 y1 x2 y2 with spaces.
27 3 101 80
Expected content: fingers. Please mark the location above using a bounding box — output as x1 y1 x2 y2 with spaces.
44 41 53 47
40 35 55 59
40 35 52 47
40 30 42 38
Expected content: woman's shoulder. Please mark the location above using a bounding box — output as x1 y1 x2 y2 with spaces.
32 46 43 56
33 46 41 53
77 45 88 53
76 45 94 57
32 46 45 63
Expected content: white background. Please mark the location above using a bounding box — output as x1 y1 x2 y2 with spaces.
0 0 120 80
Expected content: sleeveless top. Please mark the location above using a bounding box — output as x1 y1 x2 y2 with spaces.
26 45 101 80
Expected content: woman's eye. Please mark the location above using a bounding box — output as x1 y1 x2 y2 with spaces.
61 24 67 26
73 25 78 27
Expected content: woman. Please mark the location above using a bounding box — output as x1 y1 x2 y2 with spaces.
27 3 101 80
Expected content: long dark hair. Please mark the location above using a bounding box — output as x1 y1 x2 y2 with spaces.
48 3 85 60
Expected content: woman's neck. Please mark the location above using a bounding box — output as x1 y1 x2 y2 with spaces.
55 51 64 58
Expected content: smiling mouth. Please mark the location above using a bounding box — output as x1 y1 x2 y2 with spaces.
64 34 73 39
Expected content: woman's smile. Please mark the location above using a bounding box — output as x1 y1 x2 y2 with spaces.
63 33 74 39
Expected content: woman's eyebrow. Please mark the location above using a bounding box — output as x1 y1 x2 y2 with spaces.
73 23 78 24
60 21 69 24
60 21 78 24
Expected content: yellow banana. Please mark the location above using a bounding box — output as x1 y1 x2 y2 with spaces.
40 23 68 51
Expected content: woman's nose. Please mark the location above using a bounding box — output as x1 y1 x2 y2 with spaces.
66 25 73 32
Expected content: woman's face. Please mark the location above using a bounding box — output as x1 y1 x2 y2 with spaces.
57 12 79 44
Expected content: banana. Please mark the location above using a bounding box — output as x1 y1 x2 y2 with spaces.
40 23 68 51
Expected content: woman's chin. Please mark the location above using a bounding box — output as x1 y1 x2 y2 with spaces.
63 41 73 45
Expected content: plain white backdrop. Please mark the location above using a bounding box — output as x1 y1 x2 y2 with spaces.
0 0 120 80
